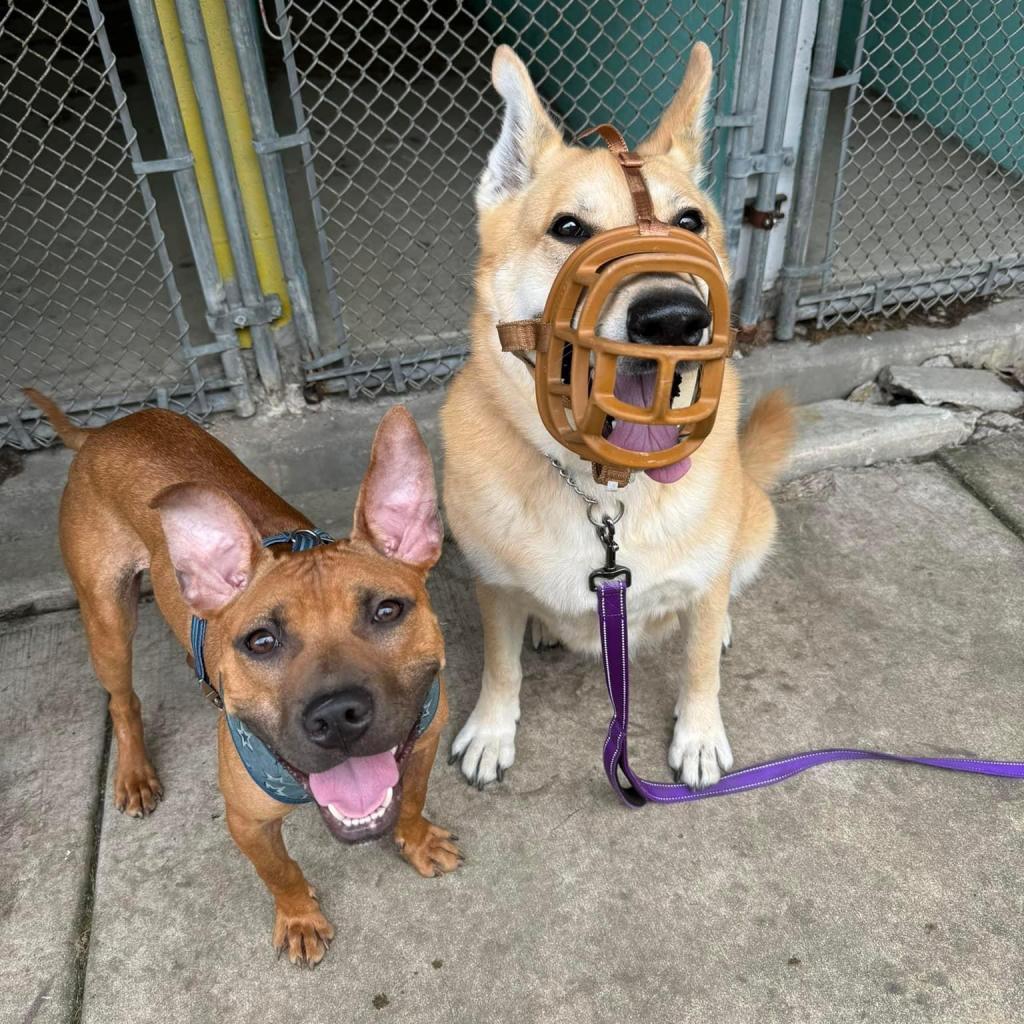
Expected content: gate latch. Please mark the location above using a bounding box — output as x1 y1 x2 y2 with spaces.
744 194 787 231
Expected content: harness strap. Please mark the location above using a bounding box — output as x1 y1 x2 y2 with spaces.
595 578 1024 807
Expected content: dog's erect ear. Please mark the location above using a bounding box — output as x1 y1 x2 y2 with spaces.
477 45 561 209
151 484 260 615
353 406 442 570
637 43 714 159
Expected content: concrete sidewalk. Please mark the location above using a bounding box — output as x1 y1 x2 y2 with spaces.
2 416 1023 1023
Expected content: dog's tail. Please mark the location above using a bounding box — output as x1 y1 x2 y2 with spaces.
739 390 795 491
22 389 90 450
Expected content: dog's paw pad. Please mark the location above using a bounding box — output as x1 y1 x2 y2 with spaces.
273 903 335 967
113 760 163 817
396 820 463 878
668 709 733 789
450 707 517 788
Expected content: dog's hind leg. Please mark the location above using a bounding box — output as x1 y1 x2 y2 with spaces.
60 485 160 816
450 580 528 788
668 572 734 789
723 482 780 653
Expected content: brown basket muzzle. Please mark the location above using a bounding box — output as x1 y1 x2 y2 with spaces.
495 124 732 485
535 224 730 472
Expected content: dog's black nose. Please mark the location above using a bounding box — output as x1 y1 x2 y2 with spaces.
627 289 711 347
302 687 374 747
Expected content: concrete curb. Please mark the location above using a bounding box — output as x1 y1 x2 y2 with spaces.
3 306 1022 621
782 401 974 480
737 298 1024 411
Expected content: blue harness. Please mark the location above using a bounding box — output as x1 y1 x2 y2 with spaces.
189 528 440 805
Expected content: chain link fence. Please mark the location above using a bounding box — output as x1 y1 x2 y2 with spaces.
4 0 1022 442
270 0 739 398
780 0 1024 332
0 0 240 449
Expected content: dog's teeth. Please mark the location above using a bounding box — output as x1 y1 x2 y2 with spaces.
389 745 398 755
328 804 345 822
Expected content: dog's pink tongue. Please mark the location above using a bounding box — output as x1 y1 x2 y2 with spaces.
308 751 399 818
606 370 692 484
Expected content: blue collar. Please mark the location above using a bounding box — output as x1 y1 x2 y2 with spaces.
189 528 441 805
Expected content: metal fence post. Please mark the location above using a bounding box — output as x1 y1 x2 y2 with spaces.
128 0 255 416
83 0 212 416
223 0 322 366
721 0 774 260
775 0 850 340
736 0 805 331
271 0 353 387
172 0 284 396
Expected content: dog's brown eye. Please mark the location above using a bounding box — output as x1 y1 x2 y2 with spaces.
372 599 404 624
676 208 704 233
549 215 591 242
245 628 278 654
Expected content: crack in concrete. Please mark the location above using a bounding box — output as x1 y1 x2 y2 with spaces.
936 456 1024 545
66 713 111 1024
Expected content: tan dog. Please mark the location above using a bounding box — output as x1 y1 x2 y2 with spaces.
442 44 794 790
26 391 461 965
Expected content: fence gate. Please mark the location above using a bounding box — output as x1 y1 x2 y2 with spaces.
776 0 1024 336
268 0 741 398
0 0 250 450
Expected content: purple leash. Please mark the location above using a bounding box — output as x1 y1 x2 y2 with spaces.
594 577 1024 808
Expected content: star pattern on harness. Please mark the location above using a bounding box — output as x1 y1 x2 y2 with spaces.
235 721 255 751
264 771 302 799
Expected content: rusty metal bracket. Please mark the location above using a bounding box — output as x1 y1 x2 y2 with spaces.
744 194 788 231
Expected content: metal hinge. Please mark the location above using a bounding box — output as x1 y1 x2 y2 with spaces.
206 294 283 334
726 147 794 180
252 129 311 155
744 194 788 231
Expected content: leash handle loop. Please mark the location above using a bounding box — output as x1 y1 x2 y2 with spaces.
595 579 1024 807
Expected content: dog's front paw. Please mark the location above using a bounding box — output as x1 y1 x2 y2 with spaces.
113 757 163 817
396 818 463 878
449 704 518 788
273 890 334 967
668 703 733 788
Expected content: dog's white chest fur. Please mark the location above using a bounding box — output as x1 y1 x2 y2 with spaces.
460 464 731 656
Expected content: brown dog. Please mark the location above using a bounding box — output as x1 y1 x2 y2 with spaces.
26 390 461 965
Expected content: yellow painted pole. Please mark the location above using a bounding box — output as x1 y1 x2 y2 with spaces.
154 0 291 348
199 0 291 334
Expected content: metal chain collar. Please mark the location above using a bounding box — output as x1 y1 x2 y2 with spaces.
546 456 624 525
546 457 632 590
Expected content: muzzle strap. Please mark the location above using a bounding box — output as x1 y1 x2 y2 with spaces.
496 319 550 354
577 124 668 236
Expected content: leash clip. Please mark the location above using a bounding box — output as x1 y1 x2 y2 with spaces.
589 513 632 591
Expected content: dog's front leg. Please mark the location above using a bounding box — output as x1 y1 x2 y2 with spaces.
668 572 735 788
395 680 463 876
219 725 334 967
451 580 528 787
